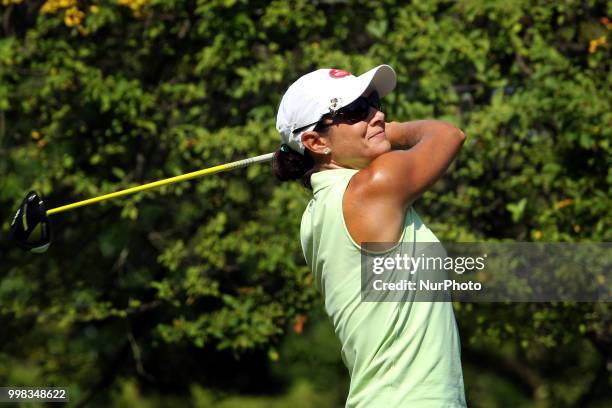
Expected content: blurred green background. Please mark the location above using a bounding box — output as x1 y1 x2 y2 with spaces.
0 0 610 406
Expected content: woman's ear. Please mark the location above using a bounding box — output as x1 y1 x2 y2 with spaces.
302 131 330 156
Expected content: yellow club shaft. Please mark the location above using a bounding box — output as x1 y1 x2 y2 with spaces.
46 152 275 216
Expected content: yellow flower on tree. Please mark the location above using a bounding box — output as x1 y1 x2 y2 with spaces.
589 36 607 53
64 6 85 27
117 0 149 17
41 0 76 14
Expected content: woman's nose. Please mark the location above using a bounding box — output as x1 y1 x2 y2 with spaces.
368 107 385 125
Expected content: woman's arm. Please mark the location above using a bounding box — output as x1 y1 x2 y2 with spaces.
343 120 465 243
368 119 465 208
385 120 463 150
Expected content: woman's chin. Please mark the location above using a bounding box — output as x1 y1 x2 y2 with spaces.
371 137 392 155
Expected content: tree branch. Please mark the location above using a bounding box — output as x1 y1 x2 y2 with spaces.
74 342 130 408
462 345 541 398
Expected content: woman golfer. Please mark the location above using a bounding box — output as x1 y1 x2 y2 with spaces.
274 65 467 407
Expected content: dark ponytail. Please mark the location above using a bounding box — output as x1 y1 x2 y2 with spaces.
273 145 317 189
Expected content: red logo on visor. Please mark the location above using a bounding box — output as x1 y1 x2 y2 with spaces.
329 69 351 78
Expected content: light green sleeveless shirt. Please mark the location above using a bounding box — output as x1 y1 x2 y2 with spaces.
300 169 466 408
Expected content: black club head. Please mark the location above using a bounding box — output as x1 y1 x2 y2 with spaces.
8 191 51 253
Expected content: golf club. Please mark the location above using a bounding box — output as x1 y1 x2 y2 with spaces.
8 152 274 253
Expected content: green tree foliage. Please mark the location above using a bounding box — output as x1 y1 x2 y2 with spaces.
0 0 610 406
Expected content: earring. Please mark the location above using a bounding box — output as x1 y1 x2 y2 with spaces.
323 148 331 155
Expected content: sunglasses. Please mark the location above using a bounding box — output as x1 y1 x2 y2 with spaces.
293 91 382 134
